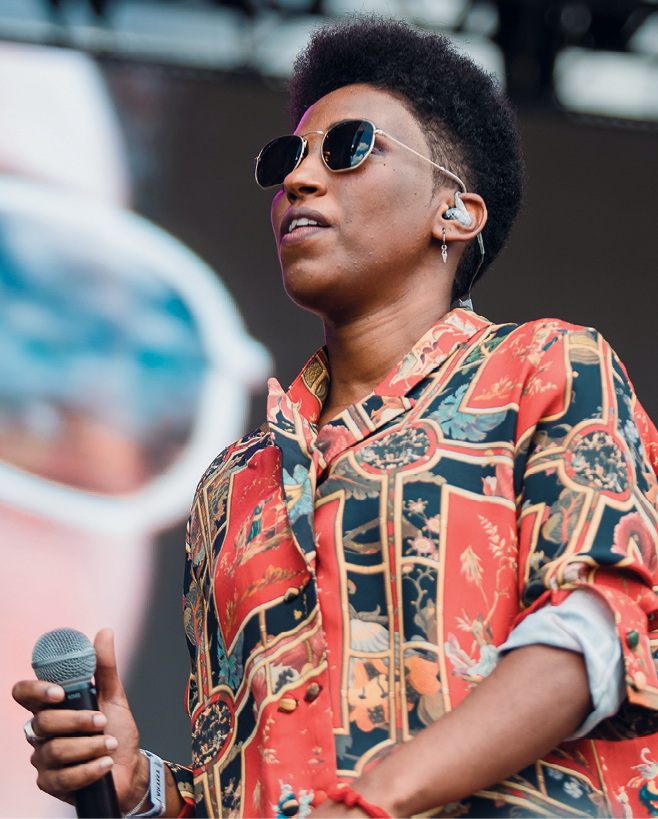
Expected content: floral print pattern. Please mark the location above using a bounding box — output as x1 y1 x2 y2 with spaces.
171 310 658 817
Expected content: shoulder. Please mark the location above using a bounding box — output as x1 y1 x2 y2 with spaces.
484 316 600 344
186 422 273 556
193 422 272 500
456 317 626 429
481 317 612 372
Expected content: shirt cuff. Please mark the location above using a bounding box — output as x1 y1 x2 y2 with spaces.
499 588 625 739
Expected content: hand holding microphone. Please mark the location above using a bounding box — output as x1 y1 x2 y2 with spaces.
12 628 149 816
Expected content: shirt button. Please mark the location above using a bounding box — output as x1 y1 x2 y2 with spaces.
305 682 322 702
278 697 298 712
284 587 301 602
627 630 640 649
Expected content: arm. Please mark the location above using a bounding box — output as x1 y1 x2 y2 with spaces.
12 629 186 818
317 643 591 817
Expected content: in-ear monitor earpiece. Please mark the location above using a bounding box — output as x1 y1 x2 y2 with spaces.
443 191 473 227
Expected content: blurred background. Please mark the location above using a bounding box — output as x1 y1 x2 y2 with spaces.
0 0 656 815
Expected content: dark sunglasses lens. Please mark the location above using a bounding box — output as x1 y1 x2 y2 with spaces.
322 120 375 171
256 136 304 187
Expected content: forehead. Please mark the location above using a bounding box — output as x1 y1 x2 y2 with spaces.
295 84 425 144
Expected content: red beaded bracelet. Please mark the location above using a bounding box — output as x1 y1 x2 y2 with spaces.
326 786 390 818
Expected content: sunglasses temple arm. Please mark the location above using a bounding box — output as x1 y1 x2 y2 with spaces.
375 129 467 192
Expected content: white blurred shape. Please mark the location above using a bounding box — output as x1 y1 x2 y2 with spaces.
0 177 272 536
323 0 467 26
462 0 498 37
109 0 248 69
446 31 505 85
630 11 658 55
251 15 325 77
0 42 130 204
0 0 503 81
0 0 55 40
251 7 504 85
555 48 658 121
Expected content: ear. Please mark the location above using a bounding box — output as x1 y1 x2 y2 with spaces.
431 190 488 245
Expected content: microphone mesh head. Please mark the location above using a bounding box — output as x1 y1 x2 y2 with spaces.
32 628 96 686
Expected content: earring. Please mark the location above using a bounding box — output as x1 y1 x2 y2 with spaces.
441 229 448 264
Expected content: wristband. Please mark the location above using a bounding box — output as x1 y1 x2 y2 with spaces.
125 750 166 818
326 786 390 818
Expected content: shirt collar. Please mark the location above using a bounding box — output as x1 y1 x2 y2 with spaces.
265 308 491 565
270 308 491 432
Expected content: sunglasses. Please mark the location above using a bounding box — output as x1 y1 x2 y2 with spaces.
254 118 468 191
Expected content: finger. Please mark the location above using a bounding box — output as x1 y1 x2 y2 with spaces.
93 629 126 705
39 734 118 768
33 709 107 739
38 755 115 796
12 680 65 713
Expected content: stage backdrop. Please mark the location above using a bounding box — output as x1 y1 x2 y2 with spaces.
1 41 656 818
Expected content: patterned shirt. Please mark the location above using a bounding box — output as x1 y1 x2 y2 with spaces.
172 309 658 818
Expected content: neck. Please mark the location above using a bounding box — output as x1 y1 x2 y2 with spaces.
319 292 452 428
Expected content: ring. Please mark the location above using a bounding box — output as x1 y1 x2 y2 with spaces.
23 719 42 747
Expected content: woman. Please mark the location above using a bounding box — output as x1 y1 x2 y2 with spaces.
14 17 658 818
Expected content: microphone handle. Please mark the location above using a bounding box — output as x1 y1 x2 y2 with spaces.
57 683 121 818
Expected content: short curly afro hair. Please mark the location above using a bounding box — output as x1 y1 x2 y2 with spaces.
288 16 525 301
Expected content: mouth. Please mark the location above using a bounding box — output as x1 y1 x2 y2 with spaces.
280 208 330 244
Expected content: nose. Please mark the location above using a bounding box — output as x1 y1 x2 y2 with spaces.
283 132 329 202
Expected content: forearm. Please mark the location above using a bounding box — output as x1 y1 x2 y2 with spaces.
354 644 592 818
163 765 186 818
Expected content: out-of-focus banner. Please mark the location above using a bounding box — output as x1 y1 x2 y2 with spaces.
0 42 270 817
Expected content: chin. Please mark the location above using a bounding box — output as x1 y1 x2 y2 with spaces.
281 265 340 316
284 283 331 318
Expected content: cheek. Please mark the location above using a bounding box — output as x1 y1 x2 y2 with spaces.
270 190 287 235
345 185 425 251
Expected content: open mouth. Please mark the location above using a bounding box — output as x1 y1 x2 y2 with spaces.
280 209 330 242
280 219 329 247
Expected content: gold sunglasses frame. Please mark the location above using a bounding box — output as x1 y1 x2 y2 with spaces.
255 118 468 191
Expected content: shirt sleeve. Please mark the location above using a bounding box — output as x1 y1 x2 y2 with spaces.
163 761 195 815
157 510 198 813
499 588 625 738
512 322 658 739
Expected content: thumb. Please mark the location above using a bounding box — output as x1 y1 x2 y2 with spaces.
93 628 126 704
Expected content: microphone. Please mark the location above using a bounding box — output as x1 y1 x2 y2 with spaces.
32 628 121 818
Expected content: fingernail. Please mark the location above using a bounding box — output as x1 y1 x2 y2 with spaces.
46 686 64 700
92 714 107 729
99 756 114 770
105 736 118 751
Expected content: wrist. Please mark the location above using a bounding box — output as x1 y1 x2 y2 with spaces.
326 786 390 818
123 752 152 814
129 751 167 817
353 768 405 818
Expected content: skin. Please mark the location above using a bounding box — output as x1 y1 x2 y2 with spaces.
271 85 485 427
12 84 592 817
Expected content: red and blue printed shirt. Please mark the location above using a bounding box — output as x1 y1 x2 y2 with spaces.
171 309 658 818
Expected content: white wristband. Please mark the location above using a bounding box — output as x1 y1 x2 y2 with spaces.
129 750 166 818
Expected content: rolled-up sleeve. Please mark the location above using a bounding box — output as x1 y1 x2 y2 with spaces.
500 588 625 738
512 324 658 737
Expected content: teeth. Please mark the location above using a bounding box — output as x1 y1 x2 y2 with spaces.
288 217 319 233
